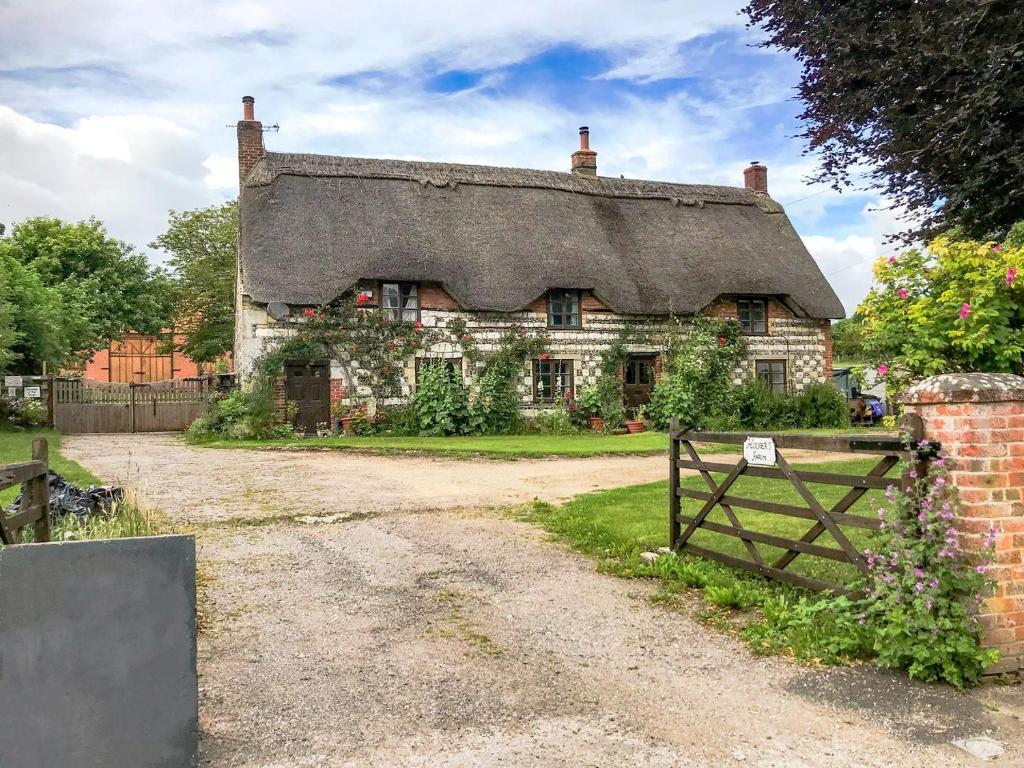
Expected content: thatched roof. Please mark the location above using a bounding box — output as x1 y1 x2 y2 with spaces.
239 151 844 318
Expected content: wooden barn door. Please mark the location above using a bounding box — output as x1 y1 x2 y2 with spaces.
285 362 330 435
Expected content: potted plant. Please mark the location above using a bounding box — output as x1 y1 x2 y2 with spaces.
577 385 604 431
315 421 331 438
625 405 647 434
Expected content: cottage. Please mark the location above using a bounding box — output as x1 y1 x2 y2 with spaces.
234 97 843 433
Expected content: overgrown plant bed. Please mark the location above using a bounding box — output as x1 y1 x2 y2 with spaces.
528 454 997 688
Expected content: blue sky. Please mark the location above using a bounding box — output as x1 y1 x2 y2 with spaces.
0 0 901 313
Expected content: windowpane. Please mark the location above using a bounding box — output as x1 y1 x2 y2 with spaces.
534 359 575 402
547 290 581 328
755 360 786 394
382 282 419 322
738 298 768 334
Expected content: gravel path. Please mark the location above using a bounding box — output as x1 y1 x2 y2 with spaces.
65 434 1024 767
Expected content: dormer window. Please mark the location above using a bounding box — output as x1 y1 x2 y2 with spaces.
737 297 768 335
547 289 581 328
382 282 419 322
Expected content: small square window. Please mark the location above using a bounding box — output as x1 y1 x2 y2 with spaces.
533 359 575 402
547 290 581 328
755 360 787 395
737 298 768 335
382 282 419 322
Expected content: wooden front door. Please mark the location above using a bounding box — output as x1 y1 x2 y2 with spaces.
623 354 657 411
285 362 330 435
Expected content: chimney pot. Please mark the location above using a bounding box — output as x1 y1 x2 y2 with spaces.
571 125 597 176
242 95 255 121
743 161 768 194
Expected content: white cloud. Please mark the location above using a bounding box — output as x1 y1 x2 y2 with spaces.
0 106 225 251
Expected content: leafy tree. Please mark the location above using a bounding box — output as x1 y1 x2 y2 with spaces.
150 202 236 364
0 217 172 370
831 316 867 362
743 0 1024 242
857 232 1024 379
0 252 68 374
0 293 19 373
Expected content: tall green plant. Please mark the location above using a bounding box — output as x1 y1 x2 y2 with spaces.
413 361 470 436
648 315 746 430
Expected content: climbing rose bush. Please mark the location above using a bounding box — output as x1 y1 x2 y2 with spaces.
860 451 998 688
858 234 1024 381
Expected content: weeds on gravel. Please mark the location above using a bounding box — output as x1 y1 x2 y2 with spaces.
528 498 875 667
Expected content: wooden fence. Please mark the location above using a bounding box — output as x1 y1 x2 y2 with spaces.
53 378 213 434
668 416 938 593
0 438 50 544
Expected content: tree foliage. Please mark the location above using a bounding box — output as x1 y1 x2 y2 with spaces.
0 217 173 373
831 316 867 362
150 202 237 363
744 0 1024 242
857 231 1024 379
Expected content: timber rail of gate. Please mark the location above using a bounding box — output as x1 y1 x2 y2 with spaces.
668 416 939 593
0 438 50 545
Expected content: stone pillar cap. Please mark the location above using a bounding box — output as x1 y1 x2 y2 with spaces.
901 372 1024 405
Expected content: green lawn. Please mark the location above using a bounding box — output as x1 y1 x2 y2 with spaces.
194 431 676 458
1 428 98 506
532 457 887 587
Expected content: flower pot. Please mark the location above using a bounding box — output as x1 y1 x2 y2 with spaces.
340 416 353 433
625 420 645 434
588 417 605 431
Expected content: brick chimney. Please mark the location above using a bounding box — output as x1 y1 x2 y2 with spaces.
237 95 265 188
571 126 597 177
743 161 768 194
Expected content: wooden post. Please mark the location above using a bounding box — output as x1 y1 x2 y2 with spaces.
30 437 49 543
669 417 681 549
129 382 137 434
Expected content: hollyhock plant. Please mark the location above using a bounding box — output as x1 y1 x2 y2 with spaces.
1006 267 1017 286
959 303 971 319
860 451 998 687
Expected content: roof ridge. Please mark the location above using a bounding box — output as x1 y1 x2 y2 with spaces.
249 151 784 213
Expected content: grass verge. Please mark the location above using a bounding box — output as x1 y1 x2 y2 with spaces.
526 458 885 665
0 428 98 506
190 431 677 458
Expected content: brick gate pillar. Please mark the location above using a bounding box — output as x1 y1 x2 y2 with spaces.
902 373 1024 676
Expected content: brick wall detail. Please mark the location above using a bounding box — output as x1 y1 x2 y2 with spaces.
902 373 1024 676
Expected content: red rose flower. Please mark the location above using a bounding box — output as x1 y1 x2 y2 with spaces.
303 308 315 317
356 293 369 305
462 334 472 342
540 353 551 361
718 336 727 346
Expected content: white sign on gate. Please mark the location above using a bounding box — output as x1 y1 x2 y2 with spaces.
23 386 41 399
743 436 777 467
4 375 23 387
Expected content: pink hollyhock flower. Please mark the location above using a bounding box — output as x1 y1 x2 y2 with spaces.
897 288 909 300
887 256 897 265
878 363 889 376
959 303 971 319
1006 267 1017 286
993 245 1002 253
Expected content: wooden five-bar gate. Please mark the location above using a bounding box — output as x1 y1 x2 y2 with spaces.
0 438 50 545
668 416 938 593
52 377 213 434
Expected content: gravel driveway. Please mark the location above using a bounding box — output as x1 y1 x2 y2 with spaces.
65 434 1024 767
